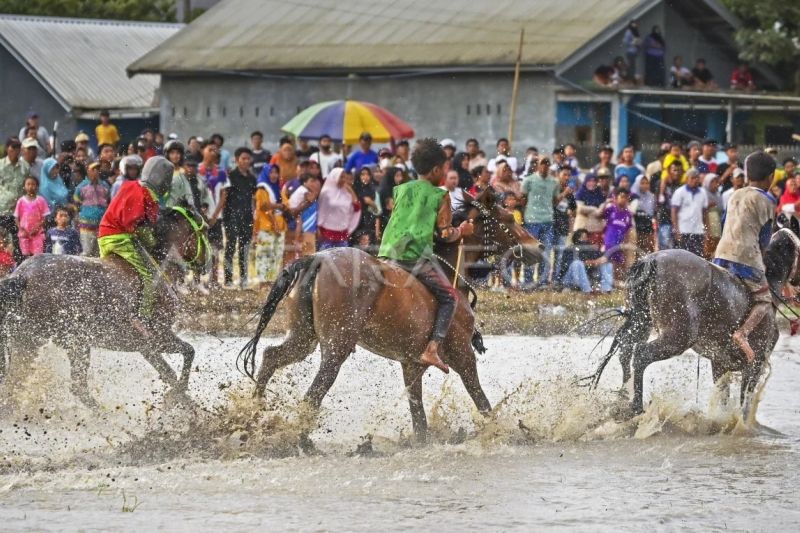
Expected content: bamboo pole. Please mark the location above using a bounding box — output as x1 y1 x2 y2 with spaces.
507 28 525 148
453 241 464 287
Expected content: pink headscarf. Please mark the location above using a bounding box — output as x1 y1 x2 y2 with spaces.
317 168 361 234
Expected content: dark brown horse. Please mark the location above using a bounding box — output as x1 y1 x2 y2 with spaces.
0 205 209 407
239 188 542 443
587 228 800 418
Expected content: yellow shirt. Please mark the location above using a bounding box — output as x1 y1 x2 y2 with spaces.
512 208 523 225
254 188 287 233
95 123 120 146
661 154 689 184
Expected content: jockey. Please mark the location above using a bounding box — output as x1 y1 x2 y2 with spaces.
713 151 777 364
98 156 174 332
378 138 474 373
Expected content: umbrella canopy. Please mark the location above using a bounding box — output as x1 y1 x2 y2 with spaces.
282 100 414 144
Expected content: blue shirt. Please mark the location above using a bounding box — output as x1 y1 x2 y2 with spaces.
614 163 645 186
344 149 379 174
301 201 318 233
45 227 81 255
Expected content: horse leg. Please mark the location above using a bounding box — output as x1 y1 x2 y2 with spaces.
448 348 492 414
67 345 98 408
631 328 696 415
141 350 179 389
401 362 428 443
254 329 318 398
155 334 195 390
710 358 731 407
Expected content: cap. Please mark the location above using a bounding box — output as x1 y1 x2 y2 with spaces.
74 132 90 143
378 147 392 157
21 138 38 149
168 132 178 140
596 167 612 177
765 146 779 154
440 138 456 149
723 142 738 150
732 167 745 178
702 138 718 146
87 161 101 170
687 140 701 149
26 110 38 119
184 154 200 166
60 140 76 152
359 132 373 142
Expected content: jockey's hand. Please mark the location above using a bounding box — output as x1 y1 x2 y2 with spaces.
459 220 474 237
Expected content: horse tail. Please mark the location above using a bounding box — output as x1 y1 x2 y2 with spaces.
584 257 656 389
237 255 319 381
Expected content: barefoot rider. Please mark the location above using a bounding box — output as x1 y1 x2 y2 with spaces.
378 138 474 373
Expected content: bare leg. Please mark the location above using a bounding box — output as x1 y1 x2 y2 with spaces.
401 362 428 442
732 303 770 364
420 340 449 373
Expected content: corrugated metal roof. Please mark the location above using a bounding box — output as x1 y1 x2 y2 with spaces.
128 0 643 74
0 15 182 111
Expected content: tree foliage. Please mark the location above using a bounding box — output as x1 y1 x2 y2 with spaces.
0 0 176 23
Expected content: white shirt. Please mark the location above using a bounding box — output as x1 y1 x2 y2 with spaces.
440 186 465 211
310 151 342 177
487 155 518 173
671 185 708 235
289 184 310 210
721 187 737 214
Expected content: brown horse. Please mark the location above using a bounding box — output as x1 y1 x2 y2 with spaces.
239 188 542 443
0 205 209 407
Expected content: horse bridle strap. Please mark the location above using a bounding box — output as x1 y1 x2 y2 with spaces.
468 200 523 262
171 206 210 267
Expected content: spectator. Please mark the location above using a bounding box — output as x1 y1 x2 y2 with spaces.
249 131 271 175
671 168 708 256
187 136 203 161
468 165 491 196
593 145 614 176
614 145 645 186
593 65 617 87
643 25 666 86
575 174 607 246
686 140 701 171
309 134 342 177
199 143 230 287
253 164 287 285
452 152 474 191
153 132 165 156
771 157 797 196
660 143 689 183
521 156 561 287
74 132 96 161
95 110 120 148
354 167 380 243
670 56 694 88
210 133 232 170
15 176 50 258
318 168 361 250
631 175 656 255
622 19 641 82
492 161 522 198
111 155 142 199
375 167 408 240
722 167 745 215
645 143 671 179
73 161 110 256
602 188 633 277
19 111 50 155
344 132 379 175
657 160 683 249
777 173 800 215
44 206 81 255
288 173 321 257
717 143 741 191
691 58 718 90
224 147 257 288
441 169 465 212
612 56 630 85
703 173 723 258
394 140 414 175
730 63 755 91
465 138 487 171
0 227 15 276
164 141 194 208
295 138 318 163
697 139 719 174
140 129 157 161
0 138 28 262
597 168 613 198
552 167 577 285
487 138 518 174
521 146 540 176
501 192 524 225
180 155 212 214
559 229 614 294
440 139 457 168
563 143 581 178
21 137 43 182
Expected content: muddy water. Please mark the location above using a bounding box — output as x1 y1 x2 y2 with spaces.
0 335 798 530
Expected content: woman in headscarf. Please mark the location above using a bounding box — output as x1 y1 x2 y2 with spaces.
778 174 800 215
622 19 641 82
39 158 70 212
574 173 607 246
490 161 521 198
253 164 286 285
452 152 474 190
643 25 666 86
318 168 361 250
375 167 407 241
353 166 379 243
703 172 723 259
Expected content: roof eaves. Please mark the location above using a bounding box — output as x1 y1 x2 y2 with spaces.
0 32 71 112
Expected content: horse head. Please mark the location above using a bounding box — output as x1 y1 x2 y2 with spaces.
154 201 211 271
766 228 800 291
463 187 543 266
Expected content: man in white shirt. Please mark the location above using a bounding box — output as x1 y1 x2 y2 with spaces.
670 168 708 256
309 134 342 176
440 169 465 212
487 138 518 175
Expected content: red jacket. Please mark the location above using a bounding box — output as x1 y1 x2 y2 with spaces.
98 181 159 238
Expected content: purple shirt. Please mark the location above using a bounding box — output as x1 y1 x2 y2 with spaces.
603 204 632 263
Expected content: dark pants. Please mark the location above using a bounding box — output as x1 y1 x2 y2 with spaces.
224 220 253 284
394 258 457 344
0 214 22 264
678 233 704 257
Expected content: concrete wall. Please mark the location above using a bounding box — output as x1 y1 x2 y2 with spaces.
157 71 558 155
0 46 77 144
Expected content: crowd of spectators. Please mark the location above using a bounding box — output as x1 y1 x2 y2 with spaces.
0 108 796 296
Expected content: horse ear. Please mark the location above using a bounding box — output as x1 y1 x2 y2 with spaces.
792 215 800 238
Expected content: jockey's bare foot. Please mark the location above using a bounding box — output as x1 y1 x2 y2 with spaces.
420 341 449 373
732 330 755 364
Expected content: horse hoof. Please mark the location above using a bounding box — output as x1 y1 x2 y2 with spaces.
164 388 192 408
299 434 321 456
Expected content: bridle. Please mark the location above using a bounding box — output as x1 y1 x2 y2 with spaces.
171 206 212 269
467 200 525 263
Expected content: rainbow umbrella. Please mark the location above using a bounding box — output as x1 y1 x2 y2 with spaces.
281 100 414 144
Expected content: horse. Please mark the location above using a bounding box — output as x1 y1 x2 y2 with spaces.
238 187 543 444
0 204 210 407
586 228 800 417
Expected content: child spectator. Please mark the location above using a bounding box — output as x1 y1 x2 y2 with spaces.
95 110 120 148
501 192 524 225
0 227 15 276
730 63 754 91
631 175 656 255
14 176 50 258
73 161 111 256
602 188 633 277
44 206 81 255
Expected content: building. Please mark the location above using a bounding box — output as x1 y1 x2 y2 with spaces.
0 15 182 149
129 0 800 160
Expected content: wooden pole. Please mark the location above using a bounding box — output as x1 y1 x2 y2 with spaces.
453 241 464 287
507 28 525 148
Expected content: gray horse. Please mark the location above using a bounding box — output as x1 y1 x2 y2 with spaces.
0 205 208 407
587 228 800 415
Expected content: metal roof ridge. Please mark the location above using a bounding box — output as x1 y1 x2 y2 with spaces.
0 13 183 29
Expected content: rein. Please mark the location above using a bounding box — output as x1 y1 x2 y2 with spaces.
171 206 211 268
467 200 525 263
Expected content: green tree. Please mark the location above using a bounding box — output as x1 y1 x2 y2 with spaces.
723 0 800 91
0 0 176 22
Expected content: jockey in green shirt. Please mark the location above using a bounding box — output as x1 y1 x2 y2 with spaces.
379 138 474 373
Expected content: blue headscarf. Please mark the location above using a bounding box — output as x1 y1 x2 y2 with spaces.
575 174 606 207
39 158 69 210
257 164 281 200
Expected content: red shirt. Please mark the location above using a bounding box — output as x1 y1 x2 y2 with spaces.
731 69 753 88
98 181 159 237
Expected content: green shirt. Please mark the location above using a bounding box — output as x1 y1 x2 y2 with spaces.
378 179 446 261
521 173 558 224
0 157 29 214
